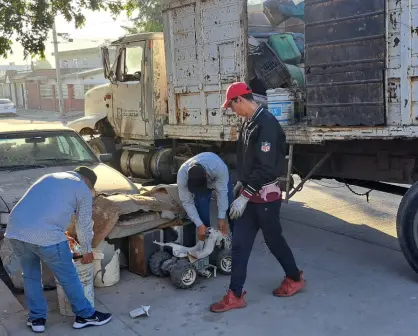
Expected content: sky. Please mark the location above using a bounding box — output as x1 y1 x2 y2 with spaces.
0 9 132 66
1 0 295 66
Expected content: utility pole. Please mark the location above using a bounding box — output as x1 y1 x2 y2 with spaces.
52 20 65 121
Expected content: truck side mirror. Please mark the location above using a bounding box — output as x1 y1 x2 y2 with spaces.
99 153 113 163
134 71 141 81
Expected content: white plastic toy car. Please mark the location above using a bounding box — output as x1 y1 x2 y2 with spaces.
148 228 232 289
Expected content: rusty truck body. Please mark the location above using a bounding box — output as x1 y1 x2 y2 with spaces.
68 0 418 273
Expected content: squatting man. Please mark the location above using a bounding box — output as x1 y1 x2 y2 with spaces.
177 152 235 240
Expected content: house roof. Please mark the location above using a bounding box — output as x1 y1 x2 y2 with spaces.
52 47 101 57
0 70 18 83
0 65 31 72
23 68 87 81
61 68 103 79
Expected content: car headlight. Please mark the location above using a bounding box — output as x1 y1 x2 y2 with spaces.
0 213 9 225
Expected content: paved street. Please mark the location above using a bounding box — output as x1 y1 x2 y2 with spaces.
1 178 417 336
0 115 417 336
0 109 83 125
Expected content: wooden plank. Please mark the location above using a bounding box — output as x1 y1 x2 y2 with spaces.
128 229 163 277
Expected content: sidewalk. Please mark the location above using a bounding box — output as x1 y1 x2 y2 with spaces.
15 109 84 123
1 215 418 336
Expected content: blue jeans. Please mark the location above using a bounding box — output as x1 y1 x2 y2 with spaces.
9 239 95 320
194 177 235 234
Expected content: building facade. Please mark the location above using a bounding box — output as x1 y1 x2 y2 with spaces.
52 47 102 71
0 47 108 113
25 68 107 112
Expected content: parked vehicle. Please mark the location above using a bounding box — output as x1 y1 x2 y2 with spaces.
0 99 16 117
68 0 418 274
0 122 140 228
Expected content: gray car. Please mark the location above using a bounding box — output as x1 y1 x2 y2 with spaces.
0 99 16 117
0 122 139 227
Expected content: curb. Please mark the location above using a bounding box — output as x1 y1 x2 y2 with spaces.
0 280 24 319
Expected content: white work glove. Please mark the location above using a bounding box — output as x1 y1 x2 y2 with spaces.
233 181 243 200
229 194 250 219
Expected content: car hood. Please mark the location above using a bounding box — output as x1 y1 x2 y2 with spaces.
0 163 139 211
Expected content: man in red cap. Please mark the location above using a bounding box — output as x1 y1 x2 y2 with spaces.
210 82 305 313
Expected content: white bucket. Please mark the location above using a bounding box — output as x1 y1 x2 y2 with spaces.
266 88 295 125
56 260 94 317
93 248 120 288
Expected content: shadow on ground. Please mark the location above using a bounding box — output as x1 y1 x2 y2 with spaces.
280 199 415 280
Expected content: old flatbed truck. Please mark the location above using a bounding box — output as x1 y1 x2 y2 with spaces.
68 0 418 273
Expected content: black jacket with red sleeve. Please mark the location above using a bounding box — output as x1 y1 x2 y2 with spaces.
237 105 287 200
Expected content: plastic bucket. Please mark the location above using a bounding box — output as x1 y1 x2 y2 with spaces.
92 248 120 287
56 260 94 317
266 88 295 125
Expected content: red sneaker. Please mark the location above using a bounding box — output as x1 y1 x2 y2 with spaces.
273 271 305 297
210 290 247 313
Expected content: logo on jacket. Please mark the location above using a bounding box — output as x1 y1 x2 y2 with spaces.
261 142 271 153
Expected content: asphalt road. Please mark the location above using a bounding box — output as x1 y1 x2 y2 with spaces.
1 116 417 336
4 181 415 336
0 110 82 125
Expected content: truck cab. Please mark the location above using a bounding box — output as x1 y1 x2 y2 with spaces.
68 33 174 181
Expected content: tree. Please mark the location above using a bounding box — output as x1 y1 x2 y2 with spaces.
32 58 52 70
0 0 124 59
122 0 163 34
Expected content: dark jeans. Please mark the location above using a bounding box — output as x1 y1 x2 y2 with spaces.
194 177 235 234
229 200 300 297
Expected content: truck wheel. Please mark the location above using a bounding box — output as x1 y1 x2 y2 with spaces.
89 137 121 170
170 260 197 289
214 249 232 275
149 251 172 277
396 182 418 273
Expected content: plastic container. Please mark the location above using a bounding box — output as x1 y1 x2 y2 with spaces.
279 2 305 21
268 34 302 65
285 64 305 87
287 33 305 55
249 36 260 51
266 88 295 125
253 42 292 90
263 0 293 27
56 260 94 317
93 248 121 288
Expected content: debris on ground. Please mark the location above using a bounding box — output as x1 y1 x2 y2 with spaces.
129 305 151 318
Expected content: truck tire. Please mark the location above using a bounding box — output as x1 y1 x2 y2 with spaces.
396 182 418 273
170 260 197 289
89 137 121 170
149 251 172 277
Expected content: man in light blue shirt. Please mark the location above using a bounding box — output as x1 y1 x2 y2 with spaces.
6 166 112 333
177 152 234 240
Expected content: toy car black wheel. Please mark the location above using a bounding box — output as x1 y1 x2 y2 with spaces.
149 251 172 277
215 249 232 275
170 260 197 289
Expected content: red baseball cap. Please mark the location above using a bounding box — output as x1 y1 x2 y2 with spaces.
222 82 253 108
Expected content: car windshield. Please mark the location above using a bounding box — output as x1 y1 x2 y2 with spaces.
0 99 12 104
0 130 99 170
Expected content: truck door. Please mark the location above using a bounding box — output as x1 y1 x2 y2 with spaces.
110 41 152 140
162 0 247 141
